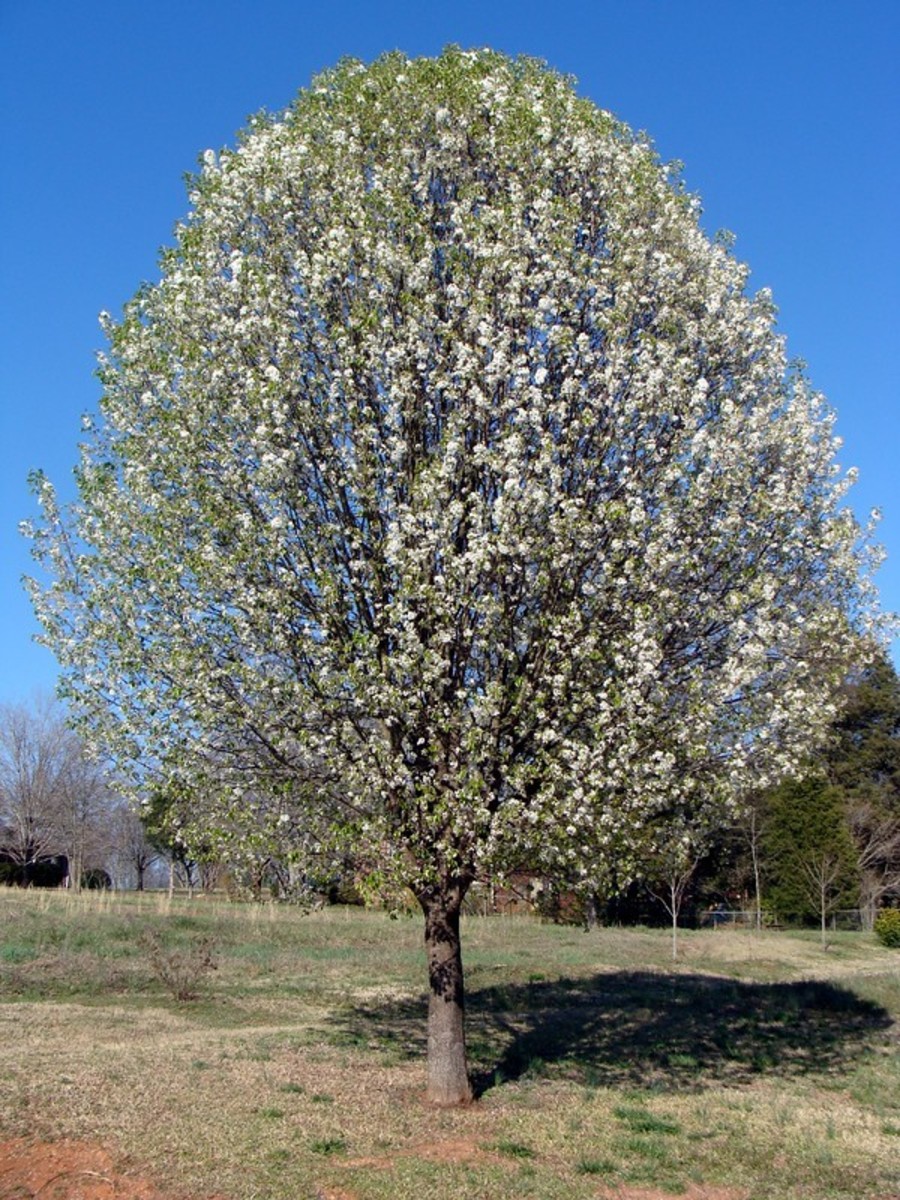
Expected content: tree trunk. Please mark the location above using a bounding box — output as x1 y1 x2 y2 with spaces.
750 825 763 932
820 874 830 948
418 879 473 1106
859 875 878 932
69 843 84 893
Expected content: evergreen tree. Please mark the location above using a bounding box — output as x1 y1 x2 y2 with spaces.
762 776 858 924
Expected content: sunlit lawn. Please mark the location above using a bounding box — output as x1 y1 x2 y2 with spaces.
1 887 898 1199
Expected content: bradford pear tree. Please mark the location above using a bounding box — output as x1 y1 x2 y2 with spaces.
26 50 883 1103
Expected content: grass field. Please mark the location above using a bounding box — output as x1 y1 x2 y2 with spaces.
0 887 898 1199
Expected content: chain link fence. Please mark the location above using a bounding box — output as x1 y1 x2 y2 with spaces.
701 907 865 931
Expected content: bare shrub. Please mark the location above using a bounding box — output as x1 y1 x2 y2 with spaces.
140 929 218 1001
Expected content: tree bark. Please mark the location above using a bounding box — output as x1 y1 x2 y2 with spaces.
418 878 473 1106
749 810 763 931
69 843 84 893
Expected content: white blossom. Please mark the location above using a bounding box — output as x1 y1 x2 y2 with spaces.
24 47 886 905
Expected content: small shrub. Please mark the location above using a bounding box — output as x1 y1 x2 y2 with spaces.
81 868 112 890
874 908 900 948
141 930 218 1001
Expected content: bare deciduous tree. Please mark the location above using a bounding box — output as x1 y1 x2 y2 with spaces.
847 801 900 929
801 851 848 948
56 748 113 891
109 802 160 890
0 696 111 888
645 830 704 962
0 697 70 882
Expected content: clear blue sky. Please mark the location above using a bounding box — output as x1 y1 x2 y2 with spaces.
1 0 898 705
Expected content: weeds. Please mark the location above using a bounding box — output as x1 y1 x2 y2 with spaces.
310 1137 346 1155
613 1105 682 1135
576 1157 616 1175
140 928 218 1001
494 1139 535 1159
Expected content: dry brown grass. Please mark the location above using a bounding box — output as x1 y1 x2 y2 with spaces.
0 888 898 1199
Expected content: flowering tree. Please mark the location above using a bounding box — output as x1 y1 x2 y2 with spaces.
26 49 882 1103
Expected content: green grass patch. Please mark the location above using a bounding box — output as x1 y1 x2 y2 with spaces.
575 1156 616 1175
494 1139 535 1159
310 1137 346 1155
613 1105 682 1135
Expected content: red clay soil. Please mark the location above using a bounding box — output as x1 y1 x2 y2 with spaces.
0 1140 221 1200
344 1136 504 1170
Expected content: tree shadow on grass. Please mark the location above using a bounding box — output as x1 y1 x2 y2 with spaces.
326 970 894 1096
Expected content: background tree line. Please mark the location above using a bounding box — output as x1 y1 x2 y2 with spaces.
0 696 162 890
755 648 900 929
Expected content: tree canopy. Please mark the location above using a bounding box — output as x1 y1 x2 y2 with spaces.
26 48 883 1101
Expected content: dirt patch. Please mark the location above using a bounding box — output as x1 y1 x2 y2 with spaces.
344 1136 504 1171
0 1141 220 1200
